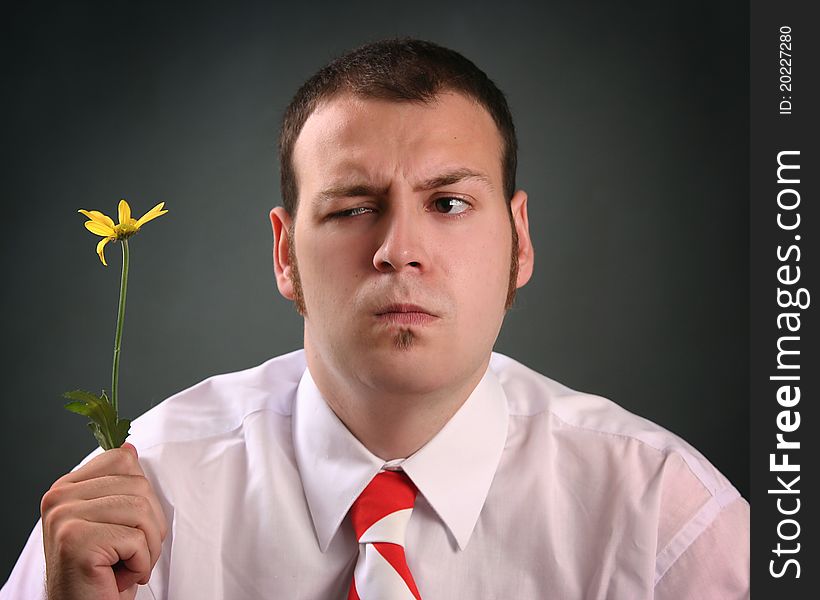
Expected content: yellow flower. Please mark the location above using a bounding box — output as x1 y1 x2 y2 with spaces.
79 199 168 266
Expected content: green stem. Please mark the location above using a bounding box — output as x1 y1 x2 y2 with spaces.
111 239 130 414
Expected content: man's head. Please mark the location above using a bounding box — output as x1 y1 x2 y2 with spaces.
270 38 533 399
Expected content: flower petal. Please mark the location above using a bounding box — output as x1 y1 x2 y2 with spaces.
96 237 112 266
84 220 116 237
135 202 168 228
118 199 131 225
78 209 116 229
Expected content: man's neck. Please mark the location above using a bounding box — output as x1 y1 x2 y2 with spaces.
304 345 489 460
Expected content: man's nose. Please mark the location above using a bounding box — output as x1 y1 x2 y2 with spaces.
372 206 429 273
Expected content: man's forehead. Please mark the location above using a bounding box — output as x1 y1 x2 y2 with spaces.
292 90 505 191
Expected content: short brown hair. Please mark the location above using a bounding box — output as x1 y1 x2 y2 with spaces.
278 38 518 215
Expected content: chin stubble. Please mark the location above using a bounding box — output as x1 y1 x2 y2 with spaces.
393 328 415 350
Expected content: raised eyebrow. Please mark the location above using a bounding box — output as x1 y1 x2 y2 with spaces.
415 168 494 192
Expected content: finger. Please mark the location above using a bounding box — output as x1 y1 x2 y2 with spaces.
56 495 164 569
58 446 145 484
102 523 153 591
47 475 169 540
51 520 152 593
114 559 148 593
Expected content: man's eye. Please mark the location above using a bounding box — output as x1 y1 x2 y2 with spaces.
433 197 470 215
333 207 373 218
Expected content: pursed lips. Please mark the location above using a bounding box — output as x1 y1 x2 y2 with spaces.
374 303 439 326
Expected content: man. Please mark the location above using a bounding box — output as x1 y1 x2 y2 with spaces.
2 38 749 599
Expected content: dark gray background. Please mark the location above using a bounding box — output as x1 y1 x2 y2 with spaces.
1 0 748 582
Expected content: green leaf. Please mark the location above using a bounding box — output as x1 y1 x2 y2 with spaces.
111 418 132 448
64 401 94 417
63 389 131 450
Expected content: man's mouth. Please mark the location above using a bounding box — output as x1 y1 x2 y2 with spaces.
374 303 439 326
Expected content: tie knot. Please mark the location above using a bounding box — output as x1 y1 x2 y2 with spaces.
350 470 418 545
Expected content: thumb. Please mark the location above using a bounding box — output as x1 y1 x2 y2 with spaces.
121 442 138 458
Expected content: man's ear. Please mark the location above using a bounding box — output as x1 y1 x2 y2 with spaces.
510 190 534 289
270 207 295 300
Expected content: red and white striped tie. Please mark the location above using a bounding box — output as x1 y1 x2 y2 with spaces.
347 470 422 600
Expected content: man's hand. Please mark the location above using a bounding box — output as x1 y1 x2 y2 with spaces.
40 443 168 600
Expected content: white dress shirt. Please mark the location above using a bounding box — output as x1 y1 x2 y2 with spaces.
2 349 749 599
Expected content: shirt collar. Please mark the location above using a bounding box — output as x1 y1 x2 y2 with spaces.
293 362 509 552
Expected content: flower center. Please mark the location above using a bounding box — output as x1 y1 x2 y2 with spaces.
114 221 140 239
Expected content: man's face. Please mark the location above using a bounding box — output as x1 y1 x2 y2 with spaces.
272 91 533 396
